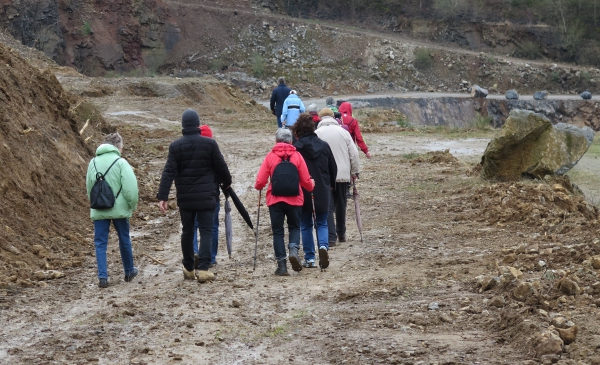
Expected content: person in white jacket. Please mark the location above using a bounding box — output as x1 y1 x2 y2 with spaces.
315 108 360 246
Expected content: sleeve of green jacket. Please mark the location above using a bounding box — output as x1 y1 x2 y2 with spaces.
119 159 139 211
86 160 95 199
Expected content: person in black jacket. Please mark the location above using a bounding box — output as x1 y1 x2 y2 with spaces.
157 109 232 283
292 114 337 269
270 76 291 129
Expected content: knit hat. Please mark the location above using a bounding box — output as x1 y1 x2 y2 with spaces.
289 90 297 95
181 109 200 128
318 108 334 117
200 124 213 138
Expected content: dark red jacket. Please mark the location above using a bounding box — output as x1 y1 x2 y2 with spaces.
254 143 314 207
339 102 369 155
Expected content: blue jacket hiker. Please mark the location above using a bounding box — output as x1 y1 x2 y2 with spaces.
281 90 305 128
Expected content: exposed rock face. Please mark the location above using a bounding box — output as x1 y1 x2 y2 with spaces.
505 89 519 100
0 0 180 75
534 90 549 100
481 110 594 181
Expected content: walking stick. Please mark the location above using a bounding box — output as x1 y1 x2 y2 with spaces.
253 190 262 271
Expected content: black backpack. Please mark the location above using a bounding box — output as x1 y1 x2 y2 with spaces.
271 155 299 197
90 158 122 209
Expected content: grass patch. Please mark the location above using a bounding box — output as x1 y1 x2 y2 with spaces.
468 114 493 130
292 310 308 319
402 152 420 160
81 21 92 36
251 53 266 78
413 48 433 70
266 325 286 337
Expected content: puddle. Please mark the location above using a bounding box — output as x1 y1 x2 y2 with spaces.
422 139 489 156
106 111 147 116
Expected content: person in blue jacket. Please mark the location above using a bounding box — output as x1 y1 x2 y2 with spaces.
281 90 305 128
270 77 291 128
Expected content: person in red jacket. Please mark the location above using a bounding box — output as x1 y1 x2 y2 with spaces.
255 128 315 276
338 102 371 158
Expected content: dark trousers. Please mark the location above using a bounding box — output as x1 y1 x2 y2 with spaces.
327 182 349 242
268 202 301 261
180 208 214 271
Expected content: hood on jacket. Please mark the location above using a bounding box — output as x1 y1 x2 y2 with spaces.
271 142 297 158
317 116 340 128
339 102 353 121
286 94 301 103
96 144 121 157
294 133 326 160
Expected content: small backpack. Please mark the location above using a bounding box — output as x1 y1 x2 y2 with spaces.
271 155 299 197
90 158 122 209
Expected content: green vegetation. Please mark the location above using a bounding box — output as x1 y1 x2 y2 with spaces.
266 325 286 337
516 40 541 60
413 48 433 70
251 53 266 78
396 117 412 128
210 58 224 72
469 114 493 130
81 21 92 36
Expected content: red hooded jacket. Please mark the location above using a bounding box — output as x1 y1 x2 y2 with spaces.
338 102 369 155
255 143 314 207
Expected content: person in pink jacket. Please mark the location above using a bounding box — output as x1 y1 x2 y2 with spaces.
255 128 315 276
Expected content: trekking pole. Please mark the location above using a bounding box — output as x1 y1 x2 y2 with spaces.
253 190 262 271
311 191 322 270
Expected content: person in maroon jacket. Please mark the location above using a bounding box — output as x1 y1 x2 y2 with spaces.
338 102 371 159
255 128 315 276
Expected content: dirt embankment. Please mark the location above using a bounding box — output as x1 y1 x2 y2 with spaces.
0 42 112 287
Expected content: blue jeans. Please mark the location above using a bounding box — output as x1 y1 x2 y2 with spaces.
181 209 214 271
301 210 329 261
93 218 135 279
193 202 220 264
277 116 282 128
268 203 301 261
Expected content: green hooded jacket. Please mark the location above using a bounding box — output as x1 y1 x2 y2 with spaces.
86 144 139 220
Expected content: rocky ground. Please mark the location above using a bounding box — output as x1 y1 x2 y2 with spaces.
2 70 600 364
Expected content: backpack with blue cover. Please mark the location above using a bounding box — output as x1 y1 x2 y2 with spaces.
271 155 299 197
90 158 122 209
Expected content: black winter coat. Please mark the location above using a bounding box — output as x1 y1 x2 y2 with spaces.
293 133 337 213
270 84 291 117
157 127 232 211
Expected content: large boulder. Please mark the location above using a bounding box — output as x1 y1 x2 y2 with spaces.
481 110 594 181
534 90 549 100
471 85 488 98
580 90 592 100
505 89 519 100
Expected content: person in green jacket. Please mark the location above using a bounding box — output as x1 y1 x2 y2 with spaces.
86 133 139 288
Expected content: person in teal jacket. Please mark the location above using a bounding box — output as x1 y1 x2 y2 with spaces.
281 90 305 128
86 133 139 288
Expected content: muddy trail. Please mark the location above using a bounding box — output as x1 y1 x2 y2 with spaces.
2 75 600 365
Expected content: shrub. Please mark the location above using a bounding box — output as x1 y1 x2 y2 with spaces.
515 40 540 59
414 48 433 70
251 53 266 78
81 21 92 36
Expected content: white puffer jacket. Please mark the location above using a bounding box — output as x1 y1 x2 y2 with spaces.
315 117 360 182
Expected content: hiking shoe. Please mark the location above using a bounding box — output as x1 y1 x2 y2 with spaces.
183 266 196 280
197 270 215 283
338 235 346 243
98 278 109 288
124 267 138 282
303 259 317 268
288 247 302 272
275 260 290 276
319 246 329 269
329 241 337 248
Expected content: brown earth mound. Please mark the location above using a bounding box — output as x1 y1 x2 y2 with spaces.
0 43 110 287
415 149 460 164
450 178 599 231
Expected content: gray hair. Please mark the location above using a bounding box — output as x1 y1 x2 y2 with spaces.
307 103 318 112
278 76 286 84
275 128 293 144
104 132 123 150
326 96 335 105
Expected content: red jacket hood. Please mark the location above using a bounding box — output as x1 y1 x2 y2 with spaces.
339 102 353 118
271 142 297 157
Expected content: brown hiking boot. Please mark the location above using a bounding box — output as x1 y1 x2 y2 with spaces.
196 270 215 283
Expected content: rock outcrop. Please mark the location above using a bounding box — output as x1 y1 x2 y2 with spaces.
481 110 594 181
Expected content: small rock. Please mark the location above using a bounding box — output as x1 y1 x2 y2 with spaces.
439 313 453 323
591 255 600 269
503 253 517 264
477 275 498 291
232 299 242 308
557 325 577 345
168 201 178 210
513 282 533 302
534 90 549 100
506 89 519 100
539 354 560 364
428 302 439 311
535 329 564 358
580 90 592 100
559 279 580 296
489 296 505 308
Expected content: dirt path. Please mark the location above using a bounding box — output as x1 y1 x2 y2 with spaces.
3 76 600 364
